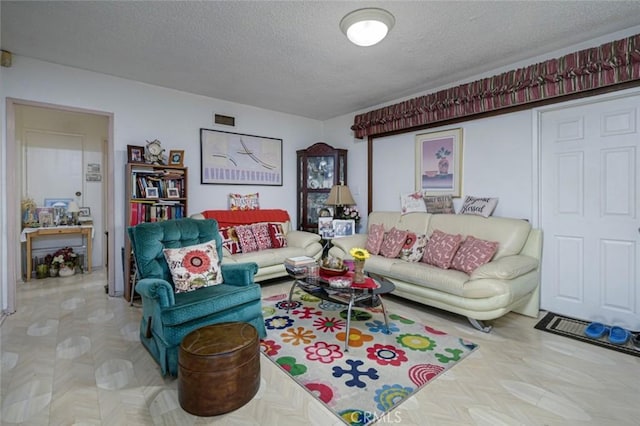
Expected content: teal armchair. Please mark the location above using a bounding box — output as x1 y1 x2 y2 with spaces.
128 218 266 376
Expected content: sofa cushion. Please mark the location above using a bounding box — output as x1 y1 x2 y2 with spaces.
458 196 498 217
399 233 428 262
219 227 242 254
251 222 272 250
163 240 223 293
229 192 260 211
388 261 469 296
235 225 259 253
451 236 498 274
379 227 408 258
365 223 385 255
424 195 455 214
422 230 463 269
401 191 427 214
268 223 288 248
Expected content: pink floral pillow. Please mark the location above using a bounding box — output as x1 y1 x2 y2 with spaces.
163 240 223 293
219 227 242 254
422 230 463 269
451 236 499 274
365 223 385 255
399 233 428 262
379 227 409 258
250 222 272 250
235 225 259 253
268 223 288 248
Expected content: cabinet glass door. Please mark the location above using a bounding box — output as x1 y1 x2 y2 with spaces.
306 156 334 189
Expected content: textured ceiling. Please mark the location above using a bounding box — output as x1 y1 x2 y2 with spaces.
2 1 640 120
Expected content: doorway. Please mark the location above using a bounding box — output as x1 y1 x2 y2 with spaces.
5 98 115 313
538 89 640 329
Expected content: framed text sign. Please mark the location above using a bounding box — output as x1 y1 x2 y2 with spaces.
200 128 283 186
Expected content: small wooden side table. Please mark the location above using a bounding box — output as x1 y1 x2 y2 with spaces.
22 226 93 281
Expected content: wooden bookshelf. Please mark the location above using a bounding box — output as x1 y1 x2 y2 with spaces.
124 163 188 302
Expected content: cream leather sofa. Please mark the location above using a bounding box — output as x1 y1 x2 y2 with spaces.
328 211 542 331
191 209 323 282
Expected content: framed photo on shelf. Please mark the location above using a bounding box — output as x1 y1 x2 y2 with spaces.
332 219 355 238
127 145 145 163
318 216 334 238
167 188 180 198
169 150 184 166
146 187 159 198
78 207 91 217
415 128 463 197
200 128 283 186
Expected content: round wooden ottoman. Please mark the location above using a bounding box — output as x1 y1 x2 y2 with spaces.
178 322 260 416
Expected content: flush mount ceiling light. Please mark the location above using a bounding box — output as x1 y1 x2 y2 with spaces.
340 8 395 47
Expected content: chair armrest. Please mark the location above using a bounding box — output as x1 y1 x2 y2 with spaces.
328 234 368 259
135 278 175 307
286 230 321 249
470 255 539 280
221 262 259 286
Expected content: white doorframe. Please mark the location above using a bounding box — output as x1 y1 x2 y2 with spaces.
5 98 116 313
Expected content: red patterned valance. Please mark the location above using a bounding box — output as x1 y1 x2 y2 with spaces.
352 33 640 138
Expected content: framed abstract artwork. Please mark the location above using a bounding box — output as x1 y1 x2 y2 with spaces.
200 128 283 185
415 128 463 197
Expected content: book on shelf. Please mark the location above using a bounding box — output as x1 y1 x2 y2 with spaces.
284 256 316 267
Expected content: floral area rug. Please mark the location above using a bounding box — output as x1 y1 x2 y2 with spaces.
260 292 478 425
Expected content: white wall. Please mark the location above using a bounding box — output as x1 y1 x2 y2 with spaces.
2 56 323 298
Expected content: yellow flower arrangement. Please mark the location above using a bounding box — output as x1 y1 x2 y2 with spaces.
349 247 370 261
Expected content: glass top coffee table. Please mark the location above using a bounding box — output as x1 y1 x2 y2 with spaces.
286 271 396 352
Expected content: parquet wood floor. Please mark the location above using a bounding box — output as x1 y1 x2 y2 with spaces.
1 270 638 425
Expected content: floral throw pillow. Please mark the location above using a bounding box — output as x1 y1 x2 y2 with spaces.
458 196 498 217
422 229 463 269
451 236 499 274
365 223 385 255
235 225 259 253
401 191 427 215
268 223 288 248
399 233 428 262
379 227 409 258
219 227 242 254
163 240 223 293
251 222 272 250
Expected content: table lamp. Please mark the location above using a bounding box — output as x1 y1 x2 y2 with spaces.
325 182 356 218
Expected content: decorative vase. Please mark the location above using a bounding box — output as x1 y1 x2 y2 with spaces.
49 267 59 277
438 157 449 175
36 264 49 279
59 265 75 277
353 259 366 284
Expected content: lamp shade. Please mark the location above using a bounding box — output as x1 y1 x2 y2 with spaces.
67 201 80 213
340 8 395 47
326 184 356 206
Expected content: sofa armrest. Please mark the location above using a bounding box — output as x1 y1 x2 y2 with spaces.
135 278 176 307
470 255 539 280
221 262 259 285
286 230 321 249
328 234 368 259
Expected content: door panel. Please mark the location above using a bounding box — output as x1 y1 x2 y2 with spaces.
540 94 640 329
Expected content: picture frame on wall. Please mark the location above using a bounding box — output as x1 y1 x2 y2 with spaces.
415 128 463 197
127 145 145 163
200 128 283 186
168 150 184 166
